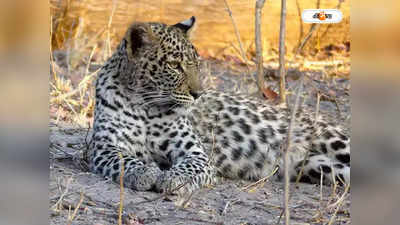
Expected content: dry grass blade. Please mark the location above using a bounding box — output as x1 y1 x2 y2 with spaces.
105 0 118 59
295 91 320 185
118 152 125 225
67 191 84 225
326 184 350 225
327 183 350 210
85 45 98 75
281 75 304 225
52 176 73 211
241 166 278 192
320 166 324 204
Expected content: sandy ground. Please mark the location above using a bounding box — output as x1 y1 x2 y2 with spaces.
49 60 350 225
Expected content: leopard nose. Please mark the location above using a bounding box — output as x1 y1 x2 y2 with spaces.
189 90 202 99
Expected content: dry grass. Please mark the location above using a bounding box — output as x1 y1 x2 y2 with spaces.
50 0 115 126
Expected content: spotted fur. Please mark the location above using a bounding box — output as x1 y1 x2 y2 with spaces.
90 17 350 194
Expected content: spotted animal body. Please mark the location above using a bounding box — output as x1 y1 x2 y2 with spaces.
90 17 350 194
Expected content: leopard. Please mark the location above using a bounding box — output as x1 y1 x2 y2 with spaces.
89 16 350 195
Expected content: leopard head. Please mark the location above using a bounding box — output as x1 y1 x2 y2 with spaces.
123 16 202 110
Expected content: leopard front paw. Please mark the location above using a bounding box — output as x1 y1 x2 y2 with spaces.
125 166 163 191
154 171 191 194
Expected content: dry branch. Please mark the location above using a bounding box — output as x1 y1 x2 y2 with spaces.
278 0 287 104
295 0 320 55
295 90 320 185
295 0 304 49
295 23 320 56
282 76 304 225
222 0 255 88
255 0 267 96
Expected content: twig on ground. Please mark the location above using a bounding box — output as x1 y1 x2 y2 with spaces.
327 183 350 210
146 216 223 225
221 199 239 215
67 191 84 225
52 176 73 211
241 166 279 192
326 184 350 225
276 209 285 225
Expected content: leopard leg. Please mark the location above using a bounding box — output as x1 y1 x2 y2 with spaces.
147 118 215 194
90 140 163 191
156 149 215 194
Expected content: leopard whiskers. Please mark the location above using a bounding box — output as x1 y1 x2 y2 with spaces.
166 103 180 112
130 91 170 98
141 98 174 107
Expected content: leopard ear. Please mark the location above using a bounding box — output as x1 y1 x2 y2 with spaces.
173 16 196 37
125 23 156 59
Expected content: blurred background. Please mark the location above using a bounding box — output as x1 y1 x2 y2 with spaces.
48 0 351 126
50 0 350 60
0 0 399 224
